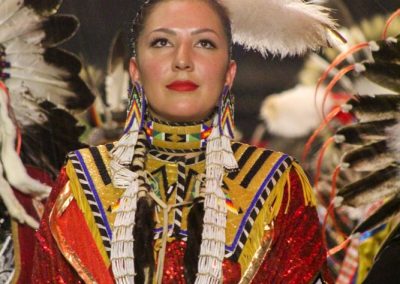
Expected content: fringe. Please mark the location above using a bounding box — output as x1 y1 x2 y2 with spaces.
220 131 238 171
111 122 139 165
111 178 139 284
196 125 229 284
263 167 290 227
292 162 317 207
239 162 316 273
110 159 139 283
110 132 149 284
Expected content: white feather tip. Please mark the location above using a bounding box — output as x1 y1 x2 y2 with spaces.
223 0 341 57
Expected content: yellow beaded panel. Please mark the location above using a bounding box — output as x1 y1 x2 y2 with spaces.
66 145 124 266
64 142 316 282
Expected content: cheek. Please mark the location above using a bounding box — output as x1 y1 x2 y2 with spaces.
139 58 166 84
199 57 228 85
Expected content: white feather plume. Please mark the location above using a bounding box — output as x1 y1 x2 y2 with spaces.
105 66 129 113
105 31 129 114
0 7 43 43
3 37 45 54
0 162 40 229
260 84 334 137
6 53 71 79
0 87 50 199
222 0 340 57
10 86 48 126
0 0 23 26
6 77 82 109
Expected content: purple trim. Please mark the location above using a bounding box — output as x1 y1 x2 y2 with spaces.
123 114 135 134
124 105 136 134
138 82 147 129
75 151 113 239
225 155 289 252
226 116 234 138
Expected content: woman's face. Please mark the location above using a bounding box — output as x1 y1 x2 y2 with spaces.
130 0 236 122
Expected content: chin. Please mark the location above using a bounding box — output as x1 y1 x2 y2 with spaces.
162 108 210 122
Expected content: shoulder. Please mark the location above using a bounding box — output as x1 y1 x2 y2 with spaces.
65 144 115 184
227 141 294 188
67 144 114 165
228 142 315 207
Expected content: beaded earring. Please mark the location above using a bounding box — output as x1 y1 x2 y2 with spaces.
112 82 147 165
218 85 235 138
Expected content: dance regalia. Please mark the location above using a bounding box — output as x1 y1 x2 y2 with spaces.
32 117 329 284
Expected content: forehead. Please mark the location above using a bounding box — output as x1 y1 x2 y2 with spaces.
143 0 224 33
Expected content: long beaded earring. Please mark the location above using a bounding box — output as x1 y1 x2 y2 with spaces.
217 85 237 170
112 82 147 165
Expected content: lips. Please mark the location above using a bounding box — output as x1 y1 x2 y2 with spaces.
166 80 199 92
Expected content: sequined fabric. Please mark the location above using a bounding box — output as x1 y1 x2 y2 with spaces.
12 166 53 284
31 168 83 283
162 240 186 284
161 240 241 284
251 169 329 284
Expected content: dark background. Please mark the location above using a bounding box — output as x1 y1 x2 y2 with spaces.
59 0 400 140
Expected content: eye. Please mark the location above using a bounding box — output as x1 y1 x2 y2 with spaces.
196 39 216 49
150 38 171 48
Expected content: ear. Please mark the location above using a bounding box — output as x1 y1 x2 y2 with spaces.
129 57 141 83
225 60 237 89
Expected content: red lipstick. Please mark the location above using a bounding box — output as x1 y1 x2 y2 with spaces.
166 81 199 92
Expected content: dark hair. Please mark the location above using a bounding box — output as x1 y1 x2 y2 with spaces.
131 0 232 57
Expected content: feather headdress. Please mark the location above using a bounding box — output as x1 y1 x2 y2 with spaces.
222 0 342 57
0 0 94 230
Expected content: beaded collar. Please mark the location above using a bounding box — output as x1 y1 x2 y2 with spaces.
144 113 213 154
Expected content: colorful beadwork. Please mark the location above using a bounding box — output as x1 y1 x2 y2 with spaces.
143 116 213 152
124 83 146 134
218 86 235 138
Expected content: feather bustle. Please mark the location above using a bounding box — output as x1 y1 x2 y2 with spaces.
354 194 400 233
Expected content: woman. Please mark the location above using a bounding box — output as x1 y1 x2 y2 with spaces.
32 0 331 283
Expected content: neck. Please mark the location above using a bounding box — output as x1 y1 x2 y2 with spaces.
144 112 214 154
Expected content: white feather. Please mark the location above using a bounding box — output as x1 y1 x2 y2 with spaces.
0 0 22 26
0 87 50 199
18 29 47 45
4 68 70 87
9 86 48 126
2 38 45 55
6 78 79 109
354 77 397 96
222 0 340 57
105 67 129 113
0 7 43 43
0 161 39 229
260 84 334 137
6 53 71 79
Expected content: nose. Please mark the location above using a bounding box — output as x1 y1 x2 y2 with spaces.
173 42 194 71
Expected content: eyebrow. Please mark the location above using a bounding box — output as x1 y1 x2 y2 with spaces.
150 28 220 37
